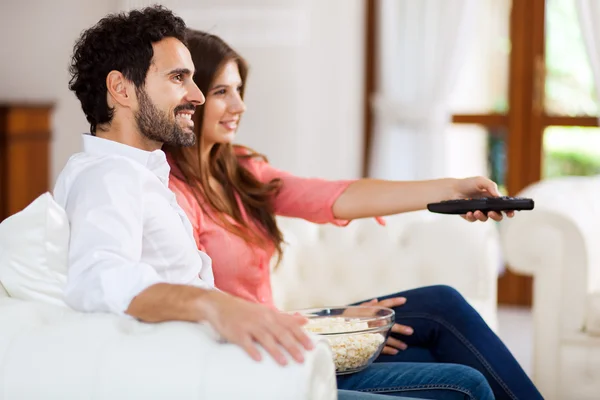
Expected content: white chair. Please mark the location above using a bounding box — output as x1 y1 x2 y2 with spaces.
500 176 600 400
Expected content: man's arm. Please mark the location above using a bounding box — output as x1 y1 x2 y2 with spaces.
127 283 314 366
63 160 166 314
125 282 208 323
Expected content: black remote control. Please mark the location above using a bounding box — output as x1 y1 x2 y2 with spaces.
427 196 534 215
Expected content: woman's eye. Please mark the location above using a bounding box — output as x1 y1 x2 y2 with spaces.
237 85 243 93
214 89 227 95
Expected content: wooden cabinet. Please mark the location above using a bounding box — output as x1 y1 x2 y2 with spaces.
0 104 53 221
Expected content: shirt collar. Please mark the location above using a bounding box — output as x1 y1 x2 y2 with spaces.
81 134 171 184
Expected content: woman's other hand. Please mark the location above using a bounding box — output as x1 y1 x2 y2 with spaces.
359 297 413 354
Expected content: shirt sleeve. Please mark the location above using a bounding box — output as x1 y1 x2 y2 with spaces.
62 160 165 315
242 155 384 226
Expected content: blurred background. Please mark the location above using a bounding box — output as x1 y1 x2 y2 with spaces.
2 0 600 376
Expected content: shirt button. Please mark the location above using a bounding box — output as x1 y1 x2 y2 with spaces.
259 296 267 303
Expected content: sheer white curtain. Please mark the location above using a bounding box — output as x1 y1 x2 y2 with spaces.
369 0 478 180
576 0 600 118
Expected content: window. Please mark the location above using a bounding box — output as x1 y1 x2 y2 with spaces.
364 0 599 305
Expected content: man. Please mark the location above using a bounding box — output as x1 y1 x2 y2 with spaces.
54 5 312 367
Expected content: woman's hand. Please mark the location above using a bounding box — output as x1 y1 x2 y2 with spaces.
360 297 413 355
451 176 515 222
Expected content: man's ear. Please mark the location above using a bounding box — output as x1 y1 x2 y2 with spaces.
106 70 135 108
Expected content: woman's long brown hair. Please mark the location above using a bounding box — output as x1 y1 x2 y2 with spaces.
164 29 284 259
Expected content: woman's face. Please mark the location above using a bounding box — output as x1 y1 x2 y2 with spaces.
201 60 246 147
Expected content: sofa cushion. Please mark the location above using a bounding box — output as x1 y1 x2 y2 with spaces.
0 192 68 306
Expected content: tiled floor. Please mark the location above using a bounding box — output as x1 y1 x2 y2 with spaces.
497 305 533 376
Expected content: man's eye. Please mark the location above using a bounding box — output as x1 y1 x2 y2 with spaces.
173 74 183 82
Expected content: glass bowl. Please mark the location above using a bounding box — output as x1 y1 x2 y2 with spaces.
295 306 394 375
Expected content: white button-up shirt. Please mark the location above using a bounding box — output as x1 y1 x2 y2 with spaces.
54 134 215 315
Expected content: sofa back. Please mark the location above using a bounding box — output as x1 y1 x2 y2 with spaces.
271 212 502 319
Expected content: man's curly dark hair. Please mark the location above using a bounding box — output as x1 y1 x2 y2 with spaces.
68 5 187 134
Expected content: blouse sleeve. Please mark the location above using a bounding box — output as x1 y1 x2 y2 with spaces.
241 155 385 227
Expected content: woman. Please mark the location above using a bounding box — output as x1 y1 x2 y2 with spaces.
165 29 542 400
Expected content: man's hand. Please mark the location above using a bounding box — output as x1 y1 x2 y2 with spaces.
452 176 515 222
359 297 412 355
126 284 314 366
200 291 314 366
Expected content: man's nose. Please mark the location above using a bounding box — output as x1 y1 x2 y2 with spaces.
188 82 205 106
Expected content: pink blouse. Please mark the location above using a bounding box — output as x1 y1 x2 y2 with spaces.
168 153 375 307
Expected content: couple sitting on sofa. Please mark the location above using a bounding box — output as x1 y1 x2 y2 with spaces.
54 5 541 399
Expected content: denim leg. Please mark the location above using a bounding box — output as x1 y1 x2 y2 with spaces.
337 362 494 400
338 390 415 399
361 285 542 400
374 346 436 364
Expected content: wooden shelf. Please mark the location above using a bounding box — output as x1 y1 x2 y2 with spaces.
0 104 53 221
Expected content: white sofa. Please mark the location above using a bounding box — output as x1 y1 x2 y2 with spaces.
499 176 600 400
0 193 336 400
0 290 336 400
272 211 502 331
0 193 503 399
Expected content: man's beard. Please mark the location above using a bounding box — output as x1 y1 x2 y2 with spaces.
135 87 196 147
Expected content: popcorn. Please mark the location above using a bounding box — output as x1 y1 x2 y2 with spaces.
305 317 386 373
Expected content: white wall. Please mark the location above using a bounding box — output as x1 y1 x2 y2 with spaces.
0 0 119 185
0 0 365 185
0 0 510 195
138 0 365 179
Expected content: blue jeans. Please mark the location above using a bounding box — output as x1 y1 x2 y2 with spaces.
338 362 492 399
337 285 543 400
338 389 419 399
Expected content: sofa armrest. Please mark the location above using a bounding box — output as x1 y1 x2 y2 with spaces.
500 176 600 332
499 176 600 396
0 298 336 400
